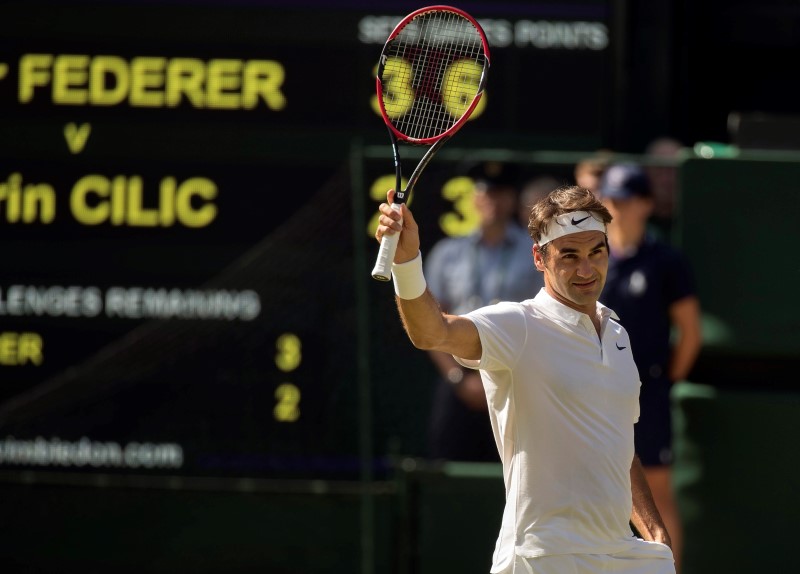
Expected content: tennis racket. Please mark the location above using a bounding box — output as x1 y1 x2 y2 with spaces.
370 5 490 281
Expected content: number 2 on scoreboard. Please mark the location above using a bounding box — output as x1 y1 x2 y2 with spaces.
274 383 301 422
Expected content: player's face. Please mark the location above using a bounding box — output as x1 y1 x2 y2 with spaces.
534 230 608 314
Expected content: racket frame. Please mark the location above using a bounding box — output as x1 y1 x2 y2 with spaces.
371 5 490 281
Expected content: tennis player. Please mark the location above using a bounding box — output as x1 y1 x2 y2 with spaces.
376 185 675 573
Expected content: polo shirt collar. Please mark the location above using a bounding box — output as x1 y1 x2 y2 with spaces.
533 288 619 325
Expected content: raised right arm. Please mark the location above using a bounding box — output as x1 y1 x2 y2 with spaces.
395 286 482 360
376 190 482 361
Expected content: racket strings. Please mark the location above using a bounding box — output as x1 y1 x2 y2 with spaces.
381 10 487 141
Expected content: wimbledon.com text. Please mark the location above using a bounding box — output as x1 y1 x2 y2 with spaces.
0 436 183 469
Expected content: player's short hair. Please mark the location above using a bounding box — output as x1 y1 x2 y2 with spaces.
527 185 612 257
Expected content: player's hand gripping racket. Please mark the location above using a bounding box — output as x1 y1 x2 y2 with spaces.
371 5 490 281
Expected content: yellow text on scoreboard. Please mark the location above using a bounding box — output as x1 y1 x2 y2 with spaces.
0 172 217 228
0 332 43 366
18 54 287 110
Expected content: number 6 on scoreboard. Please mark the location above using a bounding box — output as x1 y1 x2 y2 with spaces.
370 5 491 281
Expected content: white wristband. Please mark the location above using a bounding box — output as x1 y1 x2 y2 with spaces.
392 251 427 300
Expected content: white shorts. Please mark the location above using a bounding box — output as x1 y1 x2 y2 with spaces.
509 541 675 574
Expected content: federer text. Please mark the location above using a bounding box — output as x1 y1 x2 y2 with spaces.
18 54 287 110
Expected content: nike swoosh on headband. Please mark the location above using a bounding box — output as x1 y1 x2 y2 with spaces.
537 211 607 246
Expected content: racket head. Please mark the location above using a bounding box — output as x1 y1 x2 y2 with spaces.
375 6 490 145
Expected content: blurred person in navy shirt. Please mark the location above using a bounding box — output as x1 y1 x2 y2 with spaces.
599 163 702 572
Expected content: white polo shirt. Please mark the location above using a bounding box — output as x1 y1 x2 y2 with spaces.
457 288 643 572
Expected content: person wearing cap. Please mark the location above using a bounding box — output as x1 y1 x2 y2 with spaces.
375 184 675 573
424 161 543 462
599 163 702 572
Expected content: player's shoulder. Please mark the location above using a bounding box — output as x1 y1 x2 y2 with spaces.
480 299 529 316
469 300 536 325
608 312 629 333
465 301 530 340
516 296 561 326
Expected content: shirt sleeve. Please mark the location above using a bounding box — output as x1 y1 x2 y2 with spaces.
456 302 527 373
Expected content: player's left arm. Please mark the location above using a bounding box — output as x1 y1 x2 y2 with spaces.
668 295 702 382
630 454 672 548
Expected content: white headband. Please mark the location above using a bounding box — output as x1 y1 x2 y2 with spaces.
537 211 606 246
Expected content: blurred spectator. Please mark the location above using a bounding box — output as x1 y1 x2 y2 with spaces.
574 149 613 196
644 137 683 238
518 175 560 227
424 161 544 461
599 163 703 572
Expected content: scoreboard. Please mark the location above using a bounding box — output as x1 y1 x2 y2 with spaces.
0 0 613 479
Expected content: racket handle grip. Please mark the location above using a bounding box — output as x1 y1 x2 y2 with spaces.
371 203 402 281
